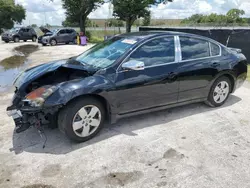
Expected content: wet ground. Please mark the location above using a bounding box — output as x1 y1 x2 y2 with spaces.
0 45 39 92
0 41 250 188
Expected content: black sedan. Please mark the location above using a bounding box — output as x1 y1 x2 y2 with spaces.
7 31 248 142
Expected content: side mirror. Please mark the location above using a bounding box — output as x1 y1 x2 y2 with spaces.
122 60 145 71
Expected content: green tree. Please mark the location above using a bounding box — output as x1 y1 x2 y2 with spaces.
62 17 94 27
181 14 204 24
142 11 151 26
226 9 245 23
107 18 124 27
62 0 104 33
112 0 173 33
0 0 26 32
31 24 37 28
181 9 246 26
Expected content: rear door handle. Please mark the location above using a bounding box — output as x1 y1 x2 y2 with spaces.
168 72 177 79
211 62 220 68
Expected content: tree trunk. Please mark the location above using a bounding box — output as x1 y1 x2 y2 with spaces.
79 15 86 34
126 19 132 33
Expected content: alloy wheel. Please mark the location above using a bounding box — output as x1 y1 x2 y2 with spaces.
72 105 101 137
213 81 230 104
51 39 56 46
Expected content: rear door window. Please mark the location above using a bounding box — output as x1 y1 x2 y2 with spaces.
66 29 73 34
180 37 210 61
210 42 220 56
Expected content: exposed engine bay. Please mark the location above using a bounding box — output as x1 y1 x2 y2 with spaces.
26 66 91 93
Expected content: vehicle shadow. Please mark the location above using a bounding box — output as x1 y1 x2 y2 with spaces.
11 95 241 155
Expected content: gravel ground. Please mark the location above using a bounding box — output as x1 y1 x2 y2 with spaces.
0 41 250 188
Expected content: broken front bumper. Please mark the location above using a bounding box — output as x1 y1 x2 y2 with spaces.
7 109 22 120
7 104 61 133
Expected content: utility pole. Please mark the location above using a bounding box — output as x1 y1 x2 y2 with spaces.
43 3 47 26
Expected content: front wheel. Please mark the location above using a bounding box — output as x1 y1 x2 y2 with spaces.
32 36 37 42
206 76 232 107
58 97 105 142
50 39 57 46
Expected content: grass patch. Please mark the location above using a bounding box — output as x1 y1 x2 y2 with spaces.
87 30 123 38
89 36 104 44
86 30 124 43
247 65 250 81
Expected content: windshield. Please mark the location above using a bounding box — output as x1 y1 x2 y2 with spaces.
52 29 59 33
76 37 137 69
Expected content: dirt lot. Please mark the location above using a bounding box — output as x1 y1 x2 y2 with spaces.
0 41 250 188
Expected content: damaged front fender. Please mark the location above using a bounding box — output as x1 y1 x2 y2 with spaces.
43 75 114 107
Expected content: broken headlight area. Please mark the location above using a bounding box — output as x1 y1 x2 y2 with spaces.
23 85 57 107
7 85 59 133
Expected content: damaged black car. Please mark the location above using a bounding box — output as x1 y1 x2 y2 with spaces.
7 32 248 142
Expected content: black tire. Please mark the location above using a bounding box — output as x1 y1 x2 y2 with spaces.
206 76 232 107
32 36 37 42
42 43 46 46
14 36 20 43
65 42 69 44
58 97 105 142
4 41 9 43
50 39 57 46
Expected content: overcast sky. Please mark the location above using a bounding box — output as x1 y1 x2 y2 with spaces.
16 0 250 26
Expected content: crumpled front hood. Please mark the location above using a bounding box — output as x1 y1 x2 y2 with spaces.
39 27 52 34
14 59 67 89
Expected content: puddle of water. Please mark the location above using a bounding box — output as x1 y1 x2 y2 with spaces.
14 44 39 56
0 44 38 92
0 55 26 70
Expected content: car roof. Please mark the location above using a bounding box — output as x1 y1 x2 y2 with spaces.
118 31 214 42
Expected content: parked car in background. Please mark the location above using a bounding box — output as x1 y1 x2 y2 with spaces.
40 28 77 46
1 27 37 43
7 31 248 142
37 27 54 44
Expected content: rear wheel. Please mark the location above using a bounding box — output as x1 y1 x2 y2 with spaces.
23 40 27 42
4 41 9 43
14 37 20 43
206 76 232 107
58 97 105 142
